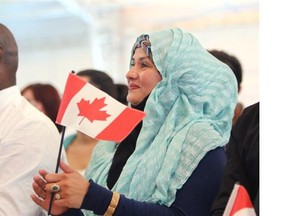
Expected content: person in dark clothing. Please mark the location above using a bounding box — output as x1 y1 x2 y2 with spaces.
210 102 259 215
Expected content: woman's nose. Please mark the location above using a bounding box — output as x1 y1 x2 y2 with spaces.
126 68 137 79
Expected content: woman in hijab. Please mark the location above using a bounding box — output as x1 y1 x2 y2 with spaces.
31 28 237 216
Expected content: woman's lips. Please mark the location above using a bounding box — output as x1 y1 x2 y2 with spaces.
128 84 139 90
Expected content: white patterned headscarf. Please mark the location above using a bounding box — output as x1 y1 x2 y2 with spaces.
85 28 237 212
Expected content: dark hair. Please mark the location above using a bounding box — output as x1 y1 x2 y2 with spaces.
115 84 128 105
21 83 63 132
76 69 118 99
208 50 243 91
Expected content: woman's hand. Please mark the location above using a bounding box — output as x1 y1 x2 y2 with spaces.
31 169 69 215
31 161 90 214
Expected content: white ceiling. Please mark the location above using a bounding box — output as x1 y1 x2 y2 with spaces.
0 0 259 51
0 0 259 107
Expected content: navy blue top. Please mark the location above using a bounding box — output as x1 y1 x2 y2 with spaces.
62 147 226 216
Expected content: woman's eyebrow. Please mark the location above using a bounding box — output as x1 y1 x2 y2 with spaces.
132 56 150 62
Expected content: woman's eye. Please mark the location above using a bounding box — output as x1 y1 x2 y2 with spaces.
141 63 148 68
130 60 135 67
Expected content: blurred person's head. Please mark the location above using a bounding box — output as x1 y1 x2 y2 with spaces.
21 83 63 132
208 49 243 92
76 69 118 99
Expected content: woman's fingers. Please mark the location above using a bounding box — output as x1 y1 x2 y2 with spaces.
31 182 53 211
32 182 46 199
31 194 47 209
31 193 69 215
44 161 76 183
59 161 75 174
33 175 46 190
32 174 49 200
38 169 48 180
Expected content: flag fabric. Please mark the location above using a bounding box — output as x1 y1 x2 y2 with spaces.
56 73 146 142
223 183 257 216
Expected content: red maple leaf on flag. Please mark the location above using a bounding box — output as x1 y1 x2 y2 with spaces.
77 97 111 124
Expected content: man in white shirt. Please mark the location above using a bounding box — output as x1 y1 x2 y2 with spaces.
0 23 64 215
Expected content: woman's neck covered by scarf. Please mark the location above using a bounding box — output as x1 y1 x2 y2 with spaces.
107 96 148 189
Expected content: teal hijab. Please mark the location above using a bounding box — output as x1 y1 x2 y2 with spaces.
85 28 237 210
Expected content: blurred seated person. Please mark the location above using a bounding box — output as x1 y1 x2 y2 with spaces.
63 69 118 176
210 102 259 215
21 83 63 133
208 49 244 124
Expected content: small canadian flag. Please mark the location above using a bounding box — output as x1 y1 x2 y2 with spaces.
56 73 146 142
223 183 257 216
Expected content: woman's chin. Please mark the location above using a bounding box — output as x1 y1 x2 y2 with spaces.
129 101 139 106
127 98 140 106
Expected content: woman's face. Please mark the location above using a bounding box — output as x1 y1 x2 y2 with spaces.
78 75 101 89
126 48 162 105
22 89 45 113
78 75 90 83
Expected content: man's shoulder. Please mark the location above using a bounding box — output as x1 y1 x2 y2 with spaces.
4 97 60 140
19 97 57 128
